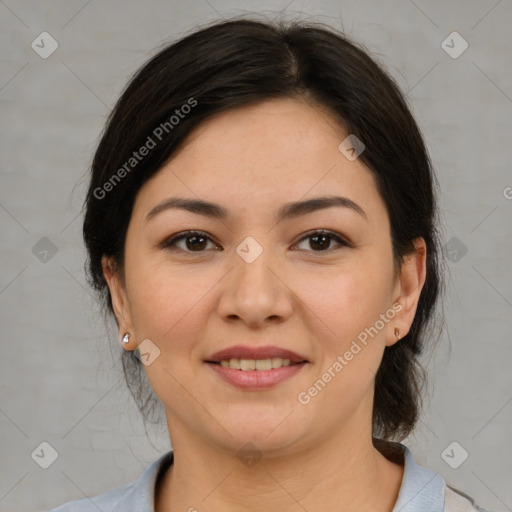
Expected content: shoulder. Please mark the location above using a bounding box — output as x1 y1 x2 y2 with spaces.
43 451 174 512
444 485 497 512
43 482 132 511
391 443 498 512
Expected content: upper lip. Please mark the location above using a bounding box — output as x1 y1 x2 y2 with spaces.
206 345 308 364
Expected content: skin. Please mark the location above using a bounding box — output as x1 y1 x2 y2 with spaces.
103 97 427 512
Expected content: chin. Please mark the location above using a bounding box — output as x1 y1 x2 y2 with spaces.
210 403 311 452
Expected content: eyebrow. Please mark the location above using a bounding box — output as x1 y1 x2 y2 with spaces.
145 195 367 222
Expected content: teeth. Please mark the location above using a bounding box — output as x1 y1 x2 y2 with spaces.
256 359 272 370
240 359 256 371
219 358 292 370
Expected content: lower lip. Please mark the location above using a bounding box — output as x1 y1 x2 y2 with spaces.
207 362 307 389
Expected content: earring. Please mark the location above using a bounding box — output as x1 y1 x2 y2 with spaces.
394 328 400 340
122 333 131 345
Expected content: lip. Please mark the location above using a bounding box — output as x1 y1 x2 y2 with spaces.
206 345 308 364
205 345 309 390
208 363 307 389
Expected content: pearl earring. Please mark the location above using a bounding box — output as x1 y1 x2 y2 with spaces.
122 333 131 345
394 328 400 340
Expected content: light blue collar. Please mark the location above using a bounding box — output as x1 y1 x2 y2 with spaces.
392 443 446 512
110 450 173 511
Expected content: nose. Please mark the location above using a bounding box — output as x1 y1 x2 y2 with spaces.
217 244 294 328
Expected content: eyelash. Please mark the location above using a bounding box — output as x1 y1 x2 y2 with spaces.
161 229 350 254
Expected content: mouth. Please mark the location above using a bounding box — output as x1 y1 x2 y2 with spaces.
205 345 308 367
204 345 309 389
211 357 301 370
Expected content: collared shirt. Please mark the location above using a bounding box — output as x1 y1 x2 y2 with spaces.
46 443 496 512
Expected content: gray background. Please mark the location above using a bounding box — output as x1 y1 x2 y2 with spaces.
1 1 511 511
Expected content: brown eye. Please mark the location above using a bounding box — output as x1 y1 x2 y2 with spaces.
161 231 218 252
294 230 349 252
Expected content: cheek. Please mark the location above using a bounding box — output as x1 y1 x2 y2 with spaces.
291 266 393 430
298 260 394 344
127 262 207 338
124 263 215 407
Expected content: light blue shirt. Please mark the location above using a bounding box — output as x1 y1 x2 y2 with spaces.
45 443 495 511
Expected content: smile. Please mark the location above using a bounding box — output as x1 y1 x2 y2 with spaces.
206 361 309 390
217 357 293 370
205 345 309 389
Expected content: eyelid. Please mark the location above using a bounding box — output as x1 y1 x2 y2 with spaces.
160 229 351 253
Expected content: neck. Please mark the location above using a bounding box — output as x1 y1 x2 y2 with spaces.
155 420 404 512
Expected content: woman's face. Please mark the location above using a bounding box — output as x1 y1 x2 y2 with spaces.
104 97 425 455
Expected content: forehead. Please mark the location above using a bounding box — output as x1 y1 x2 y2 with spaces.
132 97 386 225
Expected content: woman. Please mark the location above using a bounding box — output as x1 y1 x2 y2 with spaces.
48 16 495 512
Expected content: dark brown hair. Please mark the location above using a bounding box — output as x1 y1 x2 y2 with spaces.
83 16 443 455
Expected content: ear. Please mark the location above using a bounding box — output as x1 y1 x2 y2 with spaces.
102 255 134 342
386 237 427 347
